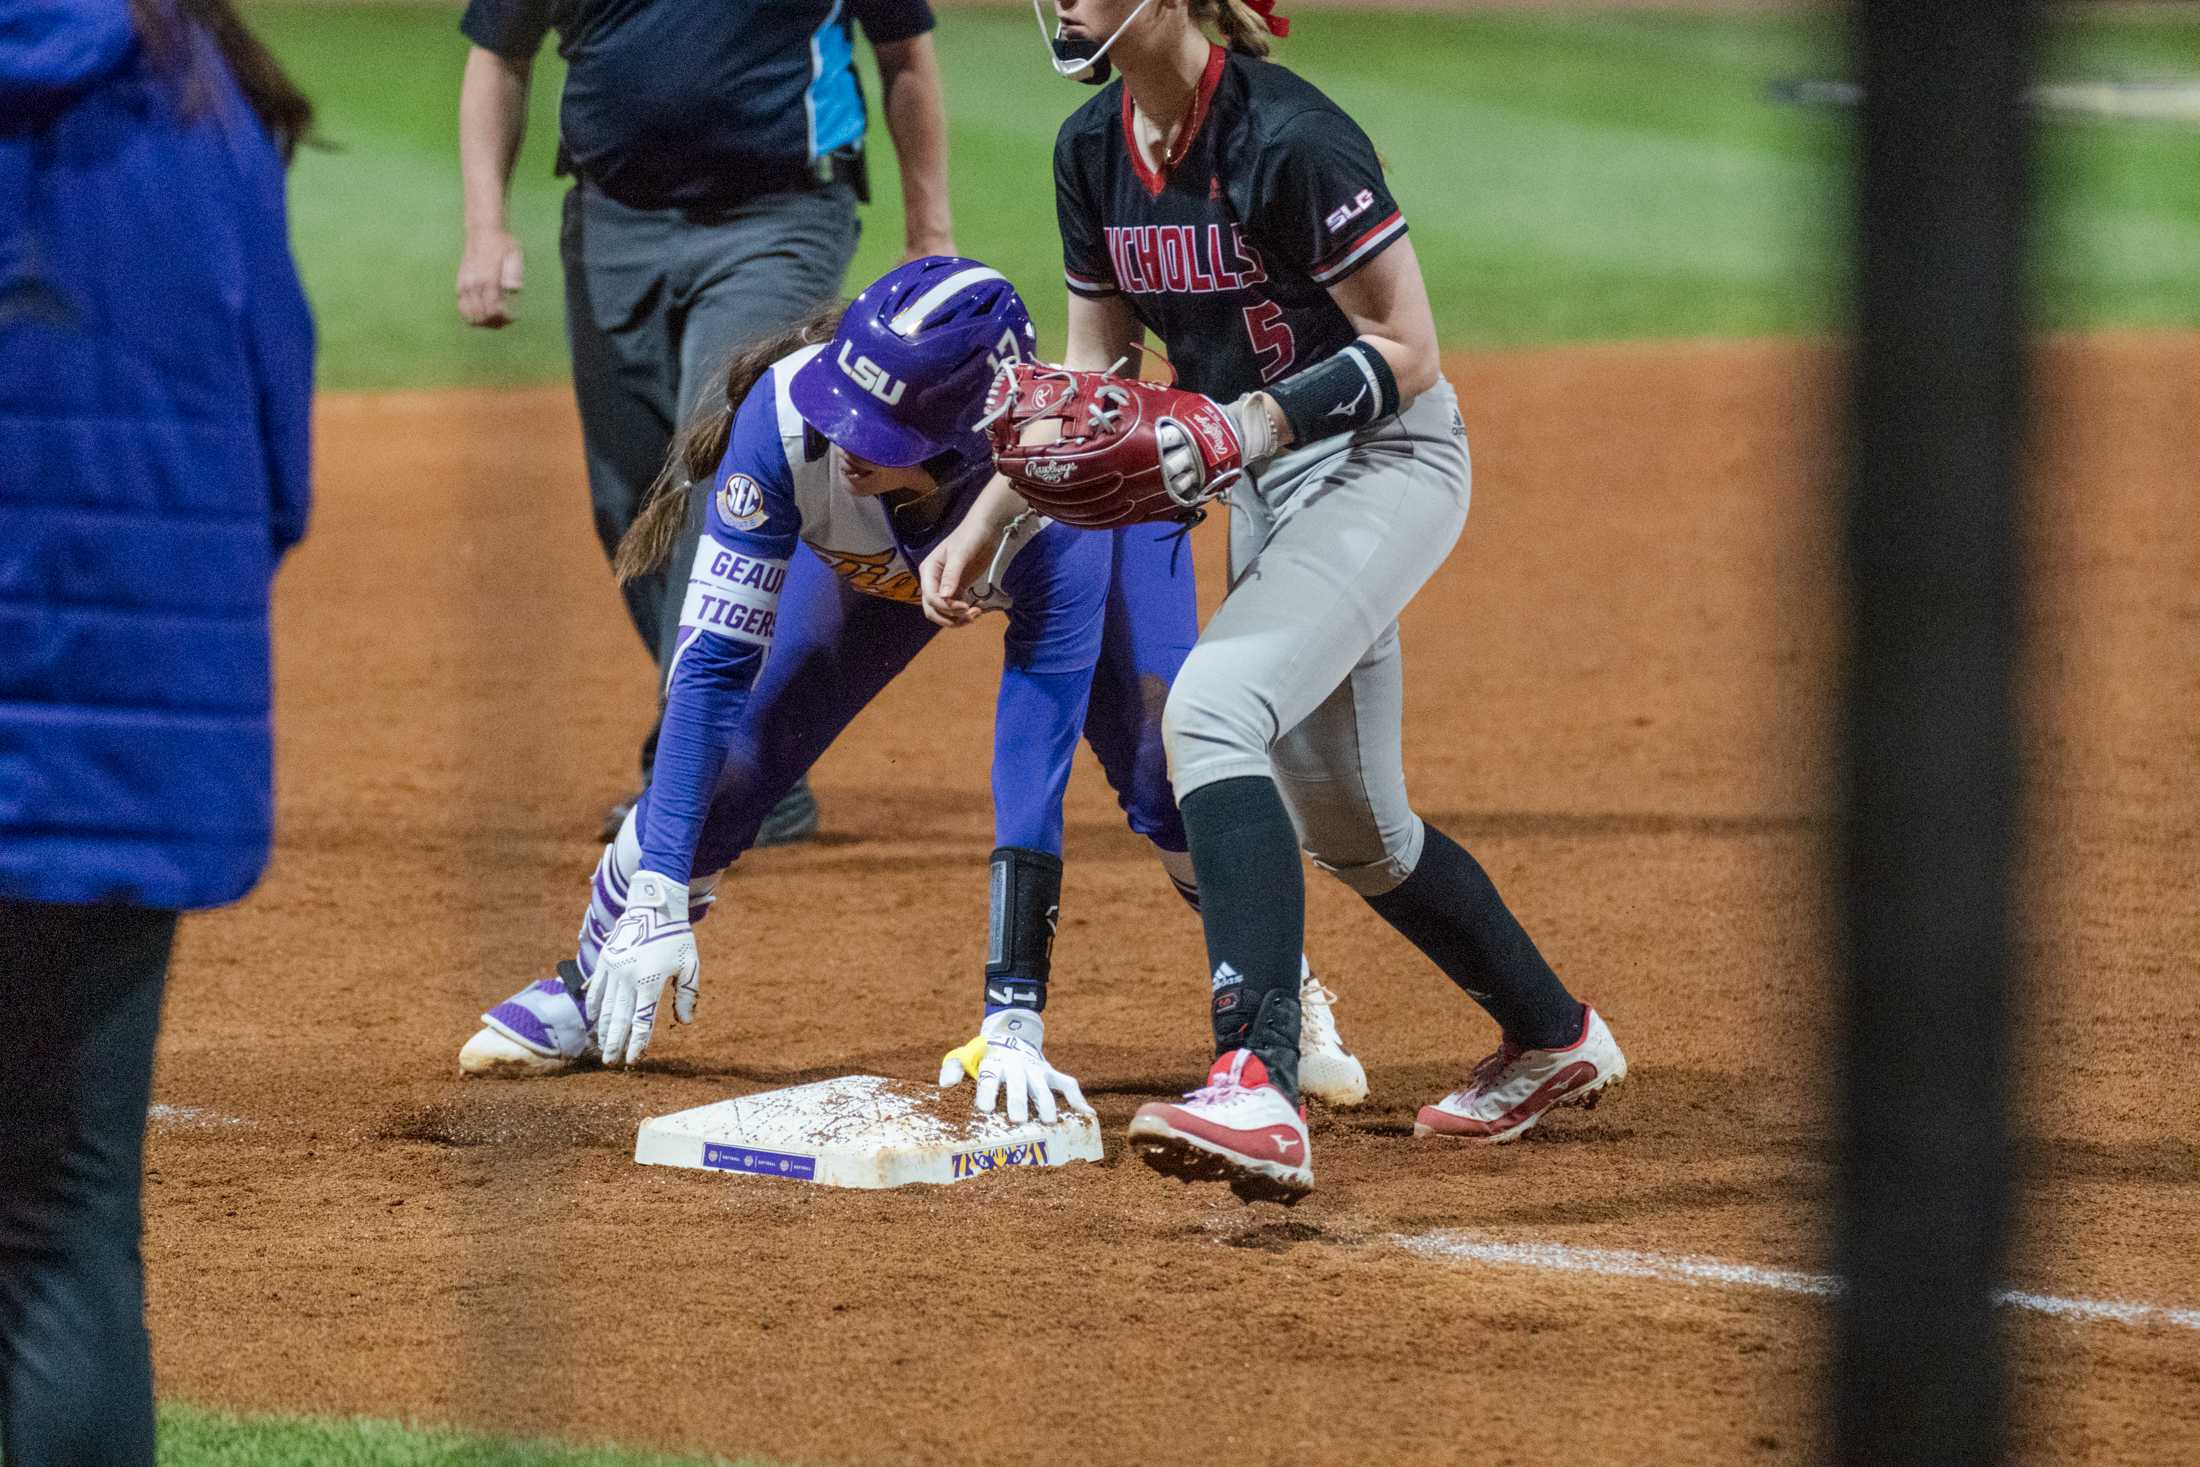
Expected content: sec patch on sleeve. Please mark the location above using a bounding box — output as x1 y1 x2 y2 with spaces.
716 472 769 530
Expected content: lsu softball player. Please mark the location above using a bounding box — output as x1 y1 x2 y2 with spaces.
921 2 1627 1196
457 256 1367 1114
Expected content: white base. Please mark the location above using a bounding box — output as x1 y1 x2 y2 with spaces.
634 1074 1104 1190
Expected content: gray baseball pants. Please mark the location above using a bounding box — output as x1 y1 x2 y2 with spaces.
560 180 860 694
1162 378 1471 897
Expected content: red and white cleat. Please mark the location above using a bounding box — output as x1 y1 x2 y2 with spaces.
1415 1006 1627 1143
1128 1050 1313 1204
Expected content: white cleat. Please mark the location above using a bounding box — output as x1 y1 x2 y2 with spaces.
1297 960 1369 1108
1415 1005 1626 1143
458 1027 572 1077
1129 1050 1313 1205
459 963 597 1078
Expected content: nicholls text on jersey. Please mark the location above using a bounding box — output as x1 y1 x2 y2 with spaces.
1104 223 1269 296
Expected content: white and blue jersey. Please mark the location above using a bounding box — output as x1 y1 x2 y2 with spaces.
637 349 1186 885
668 344 982 640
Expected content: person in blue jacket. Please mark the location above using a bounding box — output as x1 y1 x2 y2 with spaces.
458 256 1367 1115
0 1 314 1462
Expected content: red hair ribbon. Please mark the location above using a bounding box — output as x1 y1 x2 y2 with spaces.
1243 0 1290 38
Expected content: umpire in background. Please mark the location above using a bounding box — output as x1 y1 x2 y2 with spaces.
0 1 315 1462
454 0 955 843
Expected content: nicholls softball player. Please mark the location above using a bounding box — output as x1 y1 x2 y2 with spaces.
922 2 1626 1198
457 256 1366 1115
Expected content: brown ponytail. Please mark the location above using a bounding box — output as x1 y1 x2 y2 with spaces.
1193 0 1277 60
612 301 849 584
130 0 315 163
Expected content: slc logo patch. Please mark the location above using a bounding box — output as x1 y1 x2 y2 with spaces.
716 473 767 530
950 1141 1052 1181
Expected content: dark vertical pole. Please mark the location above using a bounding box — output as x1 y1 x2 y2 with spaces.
1837 4 2037 1466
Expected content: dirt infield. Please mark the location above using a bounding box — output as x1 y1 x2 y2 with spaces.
142 336 2199 1466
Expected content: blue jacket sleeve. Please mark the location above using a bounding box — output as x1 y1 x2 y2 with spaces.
989 524 1109 854
0 0 136 110
639 384 802 880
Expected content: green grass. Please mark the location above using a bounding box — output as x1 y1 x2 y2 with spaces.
2034 20 2200 331
156 1403 773 1467
246 3 2200 389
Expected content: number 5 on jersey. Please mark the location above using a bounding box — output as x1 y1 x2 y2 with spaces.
1243 301 1297 383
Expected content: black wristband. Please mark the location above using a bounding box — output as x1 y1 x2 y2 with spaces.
984 846 1062 1011
1265 339 1400 443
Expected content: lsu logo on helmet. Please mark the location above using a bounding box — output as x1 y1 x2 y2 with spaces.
837 341 907 405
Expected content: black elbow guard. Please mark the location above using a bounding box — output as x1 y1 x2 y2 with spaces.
984 846 1062 1011
1264 338 1400 443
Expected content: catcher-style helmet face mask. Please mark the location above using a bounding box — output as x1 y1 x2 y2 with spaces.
787 256 1038 470
1032 0 1158 85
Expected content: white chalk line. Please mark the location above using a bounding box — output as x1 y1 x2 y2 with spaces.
1395 1233 2200 1334
148 1103 250 1130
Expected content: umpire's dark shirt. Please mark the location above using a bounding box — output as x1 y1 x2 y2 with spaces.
463 0 935 210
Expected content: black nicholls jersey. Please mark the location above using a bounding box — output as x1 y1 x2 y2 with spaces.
1053 46 1407 401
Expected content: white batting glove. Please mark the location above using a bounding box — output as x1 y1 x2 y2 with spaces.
586 871 699 1068
936 1009 1093 1125
1158 392 1282 507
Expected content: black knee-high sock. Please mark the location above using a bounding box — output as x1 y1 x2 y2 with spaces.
1365 823 1583 1051
1181 776 1303 1099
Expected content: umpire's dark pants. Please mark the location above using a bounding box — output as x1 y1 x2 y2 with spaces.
0 899 174 1467
561 178 860 776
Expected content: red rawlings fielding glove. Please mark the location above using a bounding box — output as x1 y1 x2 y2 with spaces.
978 362 1248 529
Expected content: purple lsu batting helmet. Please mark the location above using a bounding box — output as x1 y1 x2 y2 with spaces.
787 256 1037 469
